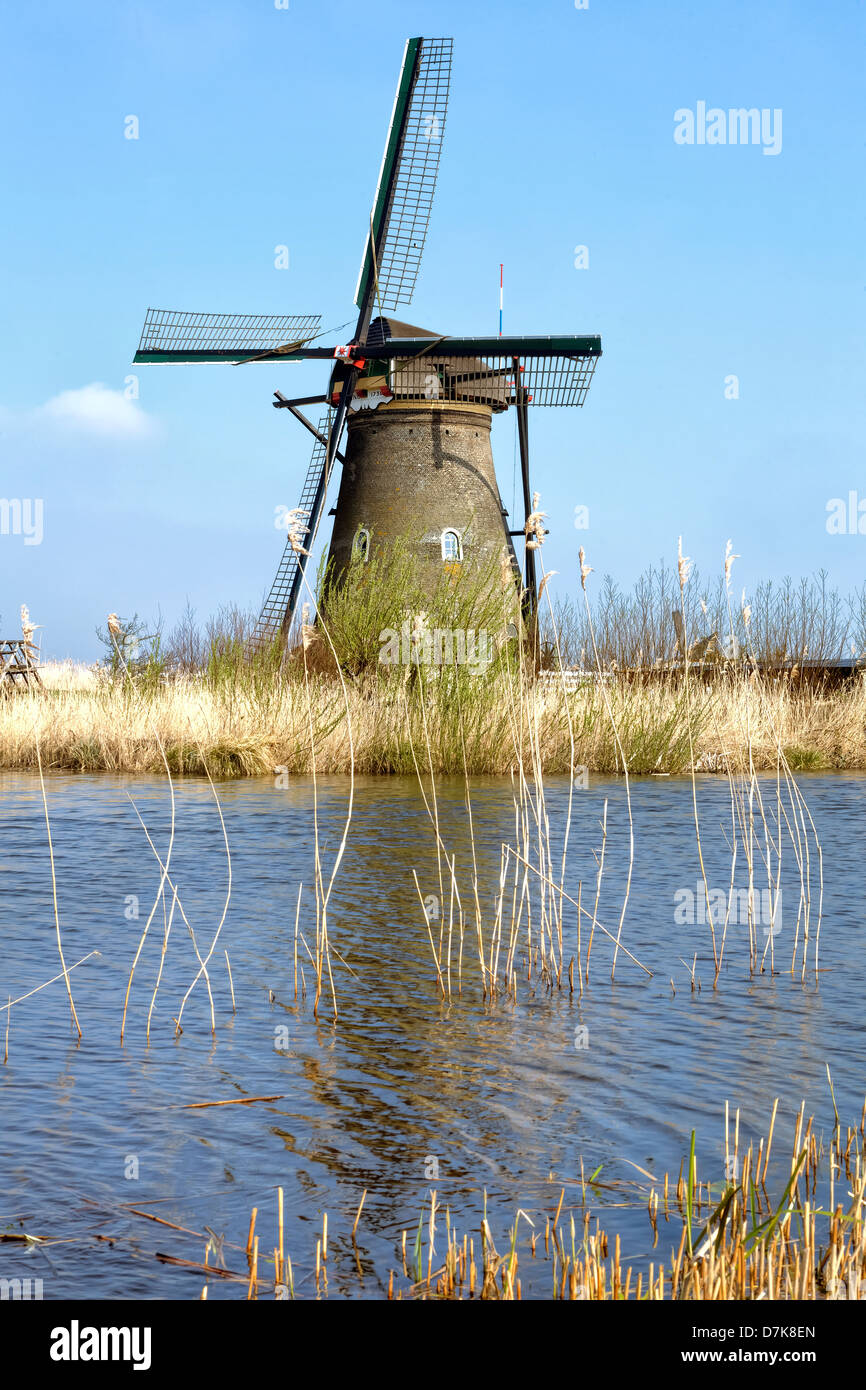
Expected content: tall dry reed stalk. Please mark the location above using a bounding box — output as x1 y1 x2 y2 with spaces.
217 1094 866 1302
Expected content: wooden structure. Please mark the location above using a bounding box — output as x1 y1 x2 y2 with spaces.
0 638 43 691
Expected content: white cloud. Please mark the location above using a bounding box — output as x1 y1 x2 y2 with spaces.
38 382 154 438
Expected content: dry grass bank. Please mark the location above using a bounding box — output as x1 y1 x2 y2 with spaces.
2 665 865 777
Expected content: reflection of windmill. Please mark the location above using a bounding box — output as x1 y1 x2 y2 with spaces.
133 36 602 646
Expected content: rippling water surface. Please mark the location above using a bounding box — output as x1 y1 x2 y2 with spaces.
0 770 863 1298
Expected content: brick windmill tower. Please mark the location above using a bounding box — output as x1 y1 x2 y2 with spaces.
133 37 602 643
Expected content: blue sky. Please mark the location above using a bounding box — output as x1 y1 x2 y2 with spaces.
1 0 863 659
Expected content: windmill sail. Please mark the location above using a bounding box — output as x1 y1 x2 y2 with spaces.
250 411 334 649
135 309 322 363
355 37 452 317
386 344 600 407
364 319 601 406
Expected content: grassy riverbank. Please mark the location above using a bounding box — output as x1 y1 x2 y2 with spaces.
3 659 865 777
7 551 865 778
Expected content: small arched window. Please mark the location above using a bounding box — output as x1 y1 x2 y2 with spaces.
441 529 462 562
353 527 370 562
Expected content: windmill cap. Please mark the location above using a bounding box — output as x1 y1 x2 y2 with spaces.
365 315 442 349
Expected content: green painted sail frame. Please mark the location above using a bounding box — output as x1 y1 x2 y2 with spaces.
353 37 422 317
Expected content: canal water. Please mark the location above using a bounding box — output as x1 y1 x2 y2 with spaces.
0 770 862 1298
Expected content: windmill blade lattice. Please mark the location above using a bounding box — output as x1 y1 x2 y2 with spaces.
250 411 335 649
386 343 601 407
137 308 322 359
355 37 452 314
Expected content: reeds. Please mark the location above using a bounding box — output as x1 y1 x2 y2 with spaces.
548 564 864 671
196 1096 866 1301
1 539 837 1052
3 661 865 777
401 541 824 1002
5 544 864 778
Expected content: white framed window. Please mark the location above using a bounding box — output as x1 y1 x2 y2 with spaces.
353 527 370 562
441 529 462 562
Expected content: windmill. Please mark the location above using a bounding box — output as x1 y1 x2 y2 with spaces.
133 36 602 650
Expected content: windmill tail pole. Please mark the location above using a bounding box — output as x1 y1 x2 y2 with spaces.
513 356 538 661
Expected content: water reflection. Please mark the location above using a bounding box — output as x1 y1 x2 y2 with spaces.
0 770 863 1297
